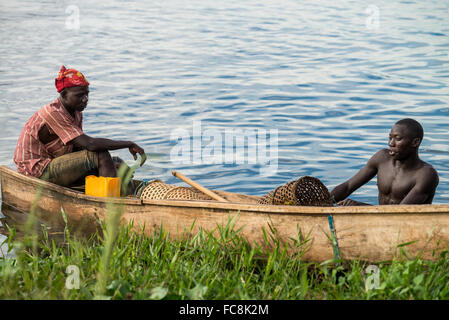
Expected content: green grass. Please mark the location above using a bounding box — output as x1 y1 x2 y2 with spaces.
1 212 449 300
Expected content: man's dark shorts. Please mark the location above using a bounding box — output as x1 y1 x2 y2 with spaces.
39 150 99 187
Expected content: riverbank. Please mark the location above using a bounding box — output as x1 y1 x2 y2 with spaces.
1 219 449 300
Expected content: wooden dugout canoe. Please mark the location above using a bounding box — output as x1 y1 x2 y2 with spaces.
1 164 449 262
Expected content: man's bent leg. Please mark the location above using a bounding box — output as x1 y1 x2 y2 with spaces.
39 150 99 187
111 156 136 196
40 150 135 196
98 150 117 177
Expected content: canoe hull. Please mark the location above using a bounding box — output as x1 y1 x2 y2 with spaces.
2 165 449 262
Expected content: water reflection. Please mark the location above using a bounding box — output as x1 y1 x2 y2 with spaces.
1 0 448 205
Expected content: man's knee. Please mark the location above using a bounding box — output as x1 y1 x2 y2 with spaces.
96 150 117 177
97 150 112 162
83 150 99 171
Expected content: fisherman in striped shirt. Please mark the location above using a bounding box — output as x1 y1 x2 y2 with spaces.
13 66 146 190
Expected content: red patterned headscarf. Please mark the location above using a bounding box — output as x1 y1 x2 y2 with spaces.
55 65 89 93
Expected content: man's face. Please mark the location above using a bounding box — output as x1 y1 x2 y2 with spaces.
61 86 89 112
388 124 419 160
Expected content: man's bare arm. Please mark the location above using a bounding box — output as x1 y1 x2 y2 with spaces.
330 150 382 204
71 134 146 164
400 167 439 204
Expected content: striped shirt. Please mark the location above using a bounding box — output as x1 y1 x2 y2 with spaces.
13 98 84 177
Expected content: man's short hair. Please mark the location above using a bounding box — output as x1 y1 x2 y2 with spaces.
395 118 424 141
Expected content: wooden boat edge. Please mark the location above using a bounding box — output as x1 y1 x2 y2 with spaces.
2 165 449 216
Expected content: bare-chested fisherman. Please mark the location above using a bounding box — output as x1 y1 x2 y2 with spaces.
330 118 439 206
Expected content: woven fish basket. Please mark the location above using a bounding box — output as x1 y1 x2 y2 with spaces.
258 176 333 206
165 186 213 201
258 190 275 205
138 180 213 201
272 180 299 205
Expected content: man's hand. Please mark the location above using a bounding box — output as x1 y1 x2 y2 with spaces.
129 143 146 166
337 198 371 206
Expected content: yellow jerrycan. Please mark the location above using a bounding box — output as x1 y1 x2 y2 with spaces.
85 175 121 197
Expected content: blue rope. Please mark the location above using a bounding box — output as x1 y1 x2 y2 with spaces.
327 214 341 261
133 180 149 198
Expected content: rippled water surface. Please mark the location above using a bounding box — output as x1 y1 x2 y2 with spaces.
1 0 449 213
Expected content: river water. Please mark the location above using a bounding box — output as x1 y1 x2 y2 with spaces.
1 0 449 252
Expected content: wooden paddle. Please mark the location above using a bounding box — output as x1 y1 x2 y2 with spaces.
171 171 228 202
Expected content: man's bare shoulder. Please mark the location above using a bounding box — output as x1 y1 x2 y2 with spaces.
417 161 439 181
368 149 390 165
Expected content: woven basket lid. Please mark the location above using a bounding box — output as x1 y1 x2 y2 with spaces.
139 180 175 200
294 176 333 206
164 186 212 201
139 180 213 201
257 176 332 206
